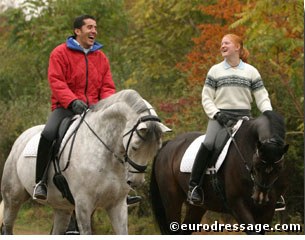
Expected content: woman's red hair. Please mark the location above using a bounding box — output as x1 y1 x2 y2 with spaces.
223 34 249 63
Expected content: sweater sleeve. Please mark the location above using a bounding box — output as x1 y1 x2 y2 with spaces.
202 68 219 119
251 67 273 112
253 87 273 112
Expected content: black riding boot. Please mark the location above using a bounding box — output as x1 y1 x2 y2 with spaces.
33 135 53 200
187 143 212 206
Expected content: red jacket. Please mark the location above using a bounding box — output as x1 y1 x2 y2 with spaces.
48 37 116 111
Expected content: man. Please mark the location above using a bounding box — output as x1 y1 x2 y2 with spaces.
33 15 141 205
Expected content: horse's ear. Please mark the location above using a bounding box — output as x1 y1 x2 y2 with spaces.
283 144 289 154
157 122 172 133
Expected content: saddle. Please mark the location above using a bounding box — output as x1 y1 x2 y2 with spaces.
180 119 244 173
23 116 79 204
51 116 77 205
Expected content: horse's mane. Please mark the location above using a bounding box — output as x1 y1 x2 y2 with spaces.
262 110 286 144
92 89 148 114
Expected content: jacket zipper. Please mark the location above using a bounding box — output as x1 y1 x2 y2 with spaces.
84 54 89 105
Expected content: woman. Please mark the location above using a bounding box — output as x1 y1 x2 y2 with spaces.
187 33 273 206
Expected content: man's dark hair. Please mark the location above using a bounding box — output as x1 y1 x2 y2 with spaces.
73 15 96 36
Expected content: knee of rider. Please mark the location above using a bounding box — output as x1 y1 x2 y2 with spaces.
203 142 213 151
41 131 55 142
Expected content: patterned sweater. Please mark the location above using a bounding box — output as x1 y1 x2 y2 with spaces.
202 60 272 119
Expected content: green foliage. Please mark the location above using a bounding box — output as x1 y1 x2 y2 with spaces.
121 0 208 99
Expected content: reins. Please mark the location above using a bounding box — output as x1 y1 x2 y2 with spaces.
59 109 89 172
59 108 161 174
223 123 253 176
83 110 161 174
223 120 284 192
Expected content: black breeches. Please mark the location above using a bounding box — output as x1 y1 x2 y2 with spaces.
35 108 74 183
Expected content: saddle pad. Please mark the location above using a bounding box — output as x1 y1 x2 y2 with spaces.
180 119 243 174
23 116 80 158
23 132 41 157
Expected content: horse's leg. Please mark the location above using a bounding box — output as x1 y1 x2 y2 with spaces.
182 205 206 234
1 191 29 235
106 198 128 234
74 200 94 235
1 166 30 235
230 199 263 235
51 208 73 234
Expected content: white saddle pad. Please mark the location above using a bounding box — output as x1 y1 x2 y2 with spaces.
180 120 243 174
23 116 80 158
23 132 41 157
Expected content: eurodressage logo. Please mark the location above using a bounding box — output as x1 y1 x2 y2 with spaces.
169 221 302 233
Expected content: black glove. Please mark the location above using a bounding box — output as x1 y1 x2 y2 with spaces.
70 100 88 114
214 112 230 126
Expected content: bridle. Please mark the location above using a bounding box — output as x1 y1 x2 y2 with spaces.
251 139 285 191
122 115 161 173
224 123 285 192
84 110 161 174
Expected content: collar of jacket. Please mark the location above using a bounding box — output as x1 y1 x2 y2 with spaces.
66 36 103 53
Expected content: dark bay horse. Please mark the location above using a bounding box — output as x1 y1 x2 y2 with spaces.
150 111 289 234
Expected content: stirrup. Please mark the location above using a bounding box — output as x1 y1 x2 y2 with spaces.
33 181 48 200
187 186 204 206
275 195 286 212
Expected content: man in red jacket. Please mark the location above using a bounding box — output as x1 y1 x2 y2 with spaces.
33 15 140 205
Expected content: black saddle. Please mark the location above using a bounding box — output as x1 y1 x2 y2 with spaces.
51 116 76 205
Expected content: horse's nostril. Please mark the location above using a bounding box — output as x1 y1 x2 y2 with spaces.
127 181 132 185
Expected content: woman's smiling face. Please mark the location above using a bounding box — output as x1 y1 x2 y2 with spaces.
220 35 240 59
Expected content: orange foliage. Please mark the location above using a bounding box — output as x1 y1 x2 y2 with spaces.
177 0 245 85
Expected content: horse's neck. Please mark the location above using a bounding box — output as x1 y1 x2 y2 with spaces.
253 116 272 142
85 103 137 144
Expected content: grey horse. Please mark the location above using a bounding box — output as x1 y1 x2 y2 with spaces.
0 89 170 234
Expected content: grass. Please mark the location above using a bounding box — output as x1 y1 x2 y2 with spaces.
12 201 303 235
13 200 159 235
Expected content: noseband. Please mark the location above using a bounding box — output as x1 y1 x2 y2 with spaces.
84 112 161 174
251 141 284 191
123 115 161 173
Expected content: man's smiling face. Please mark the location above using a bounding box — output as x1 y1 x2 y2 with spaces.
75 18 97 49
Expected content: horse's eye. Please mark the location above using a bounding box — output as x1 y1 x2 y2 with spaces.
138 129 147 138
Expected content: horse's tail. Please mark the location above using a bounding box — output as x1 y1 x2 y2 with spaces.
0 201 4 226
149 141 173 234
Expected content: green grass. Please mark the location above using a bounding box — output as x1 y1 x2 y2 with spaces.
13 201 303 235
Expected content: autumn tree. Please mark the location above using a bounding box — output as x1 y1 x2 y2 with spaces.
178 0 245 85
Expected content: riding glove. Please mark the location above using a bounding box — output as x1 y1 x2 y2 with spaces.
214 112 230 126
70 100 88 114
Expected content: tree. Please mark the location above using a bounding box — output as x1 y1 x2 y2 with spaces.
177 0 246 85
121 0 208 99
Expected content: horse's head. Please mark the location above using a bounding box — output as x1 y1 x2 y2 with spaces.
123 115 171 188
251 138 289 204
